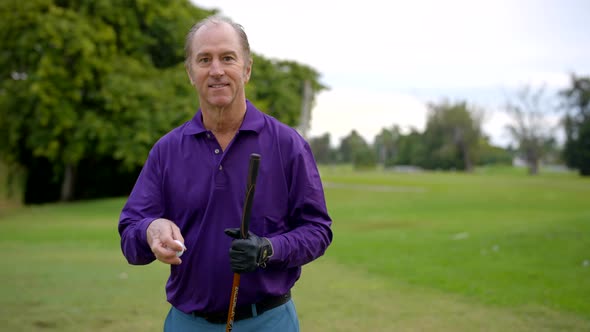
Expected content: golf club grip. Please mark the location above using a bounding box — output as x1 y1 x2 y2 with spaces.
240 153 261 239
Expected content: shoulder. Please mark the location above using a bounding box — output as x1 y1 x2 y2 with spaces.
260 112 309 151
150 121 192 153
256 112 318 172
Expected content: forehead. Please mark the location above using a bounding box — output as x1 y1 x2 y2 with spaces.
192 21 242 55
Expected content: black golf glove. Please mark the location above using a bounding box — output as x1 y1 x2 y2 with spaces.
225 228 273 273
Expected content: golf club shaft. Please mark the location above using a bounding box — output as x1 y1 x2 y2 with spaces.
226 153 261 332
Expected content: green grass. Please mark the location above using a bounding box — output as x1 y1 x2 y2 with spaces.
1 168 590 331
0 198 172 331
322 168 590 312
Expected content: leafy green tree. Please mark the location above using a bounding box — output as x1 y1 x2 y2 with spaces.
309 133 334 164
373 126 401 167
560 74 590 176
2 0 117 201
247 55 327 127
477 138 513 165
0 1 326 202
394 129 427 167
338 130 365 163
353 147 378 170
422 100 483 171
338 130 376 169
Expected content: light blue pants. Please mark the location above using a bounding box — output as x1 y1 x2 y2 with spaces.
163 299 299 332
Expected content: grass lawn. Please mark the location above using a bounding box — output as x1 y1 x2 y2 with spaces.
1 166 589 331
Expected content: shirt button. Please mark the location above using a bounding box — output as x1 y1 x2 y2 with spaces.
206 133 211 138
219 165 223 171
214 149 220 154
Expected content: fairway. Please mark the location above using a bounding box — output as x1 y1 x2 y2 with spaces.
1 168 589 331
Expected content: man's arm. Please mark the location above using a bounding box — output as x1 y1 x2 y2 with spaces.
118 147 165 265
266 143 333 269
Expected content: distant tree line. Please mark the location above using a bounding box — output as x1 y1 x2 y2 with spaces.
309 75 590 176
0 0 326 203
309 101 513 172
1 2 589 204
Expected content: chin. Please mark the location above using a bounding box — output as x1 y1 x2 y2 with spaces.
206 96 233 108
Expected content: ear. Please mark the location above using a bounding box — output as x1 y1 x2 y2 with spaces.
243 58 253 83
185 64 195 85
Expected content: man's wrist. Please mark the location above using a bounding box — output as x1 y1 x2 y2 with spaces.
258 237 273 268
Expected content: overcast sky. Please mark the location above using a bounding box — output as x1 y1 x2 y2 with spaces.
192 0 590 146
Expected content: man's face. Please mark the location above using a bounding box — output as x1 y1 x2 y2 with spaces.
186 22 252 110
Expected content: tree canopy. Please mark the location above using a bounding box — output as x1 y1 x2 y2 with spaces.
561 74 590 175
0 0 327 202
422 100 483 171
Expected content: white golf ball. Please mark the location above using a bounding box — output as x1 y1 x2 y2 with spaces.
173 239 186 257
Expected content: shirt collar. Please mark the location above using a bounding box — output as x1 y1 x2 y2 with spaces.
183 99 265 136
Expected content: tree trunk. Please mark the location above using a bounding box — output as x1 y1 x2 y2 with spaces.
527 150 539 175
456 133 473 172
461 142 473 172
528 161 539 175
60 163 77 201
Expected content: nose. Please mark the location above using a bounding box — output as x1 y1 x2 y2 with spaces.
209 59 224 77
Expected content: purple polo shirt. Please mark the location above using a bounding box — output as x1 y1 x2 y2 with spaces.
118 100 333 314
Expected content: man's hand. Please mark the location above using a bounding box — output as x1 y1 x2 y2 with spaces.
147 218 185 265
225 228 273 273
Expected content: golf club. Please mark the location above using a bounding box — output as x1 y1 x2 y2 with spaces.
226 153 261 332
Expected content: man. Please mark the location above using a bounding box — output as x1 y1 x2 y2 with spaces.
118 15 333 331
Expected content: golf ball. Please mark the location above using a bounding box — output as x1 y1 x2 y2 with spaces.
173 239 186 257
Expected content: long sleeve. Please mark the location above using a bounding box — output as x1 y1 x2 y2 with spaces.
268 142 333 269
118 147 163 265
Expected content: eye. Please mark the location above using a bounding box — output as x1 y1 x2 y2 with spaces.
223 55 235 62
198 57 210 64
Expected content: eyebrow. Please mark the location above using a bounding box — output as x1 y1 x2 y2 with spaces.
195 50 239 59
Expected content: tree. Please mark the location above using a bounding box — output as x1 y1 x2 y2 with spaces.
504 86 556 175
0 0 212 201
0 1 327 203
422 100 483 171
373 126 401 167
477 137 513 166
309 133 334 164
560 74 590 176
338 130 365 163
395 128 427 167
338 130 376 169
247 55 327 128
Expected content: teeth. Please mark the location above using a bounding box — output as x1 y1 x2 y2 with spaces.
211 84 225 88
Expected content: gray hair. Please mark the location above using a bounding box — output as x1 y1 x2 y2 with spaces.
184 15 251 68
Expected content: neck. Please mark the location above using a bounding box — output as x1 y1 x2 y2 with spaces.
201 100 247 135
